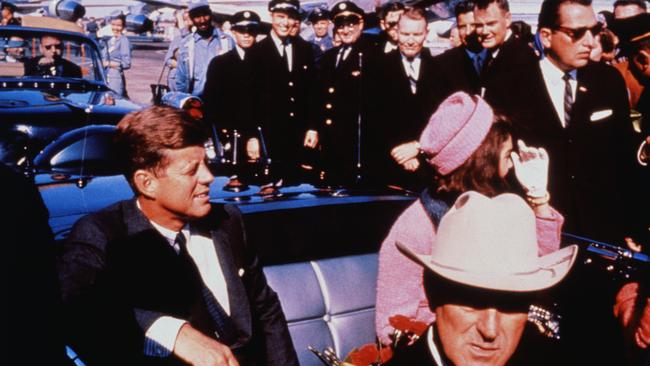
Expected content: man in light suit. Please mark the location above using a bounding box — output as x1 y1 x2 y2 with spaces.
59 106 298 366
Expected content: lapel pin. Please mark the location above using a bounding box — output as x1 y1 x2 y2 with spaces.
238 268 245 277
579 86 587 92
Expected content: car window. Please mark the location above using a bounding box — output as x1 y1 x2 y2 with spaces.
0 32 101 81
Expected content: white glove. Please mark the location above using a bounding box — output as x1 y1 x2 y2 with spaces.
511 140 549 198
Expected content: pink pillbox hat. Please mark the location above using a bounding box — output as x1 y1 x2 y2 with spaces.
419 92 494 175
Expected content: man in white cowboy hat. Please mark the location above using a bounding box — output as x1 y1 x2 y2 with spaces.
388 191 578 366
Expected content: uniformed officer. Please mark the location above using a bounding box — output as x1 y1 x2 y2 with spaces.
175 0 234 95
164 10 192 91
318 1 381 186
307 8 333 55
248 0 319 184
202 10 262 164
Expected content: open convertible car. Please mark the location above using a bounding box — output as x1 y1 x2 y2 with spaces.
0 16 141 174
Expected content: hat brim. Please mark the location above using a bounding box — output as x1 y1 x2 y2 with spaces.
396 241 578 292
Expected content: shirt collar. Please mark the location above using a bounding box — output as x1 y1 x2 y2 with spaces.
490 29 513 59
236 44 246 60
427 326 448 366
136 199 190 245
540 56 576 83
384 41 398 53
270 31 290 51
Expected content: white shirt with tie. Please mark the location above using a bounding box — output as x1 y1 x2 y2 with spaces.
401 53 421 94
270 31 293 72
539 57 577 128
142 204 231 356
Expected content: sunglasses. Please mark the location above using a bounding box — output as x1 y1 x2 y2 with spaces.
43 43 63 50
553 22 603 42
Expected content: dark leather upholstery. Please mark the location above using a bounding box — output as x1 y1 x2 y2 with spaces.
264 253 378 366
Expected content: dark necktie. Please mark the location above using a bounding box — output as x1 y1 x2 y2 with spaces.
175 232 237 343
563 72 574 127
281 39 290 72
472 53 483 75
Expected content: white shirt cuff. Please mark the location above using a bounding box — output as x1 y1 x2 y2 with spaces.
143 316 187 357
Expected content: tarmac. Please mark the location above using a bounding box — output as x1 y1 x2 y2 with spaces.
123 43 168 106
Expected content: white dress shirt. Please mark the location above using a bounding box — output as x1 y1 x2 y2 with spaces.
235 44 246 60
384 41 398 54
271 31 293 72
539 57 577 128
426 326 447 366
401 53 421 94
140 204 231 356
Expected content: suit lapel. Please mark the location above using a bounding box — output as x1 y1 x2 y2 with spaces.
535 64 566 132
572 68 591 129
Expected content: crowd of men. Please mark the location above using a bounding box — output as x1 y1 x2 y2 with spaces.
2 0 649 365
165 0 649 244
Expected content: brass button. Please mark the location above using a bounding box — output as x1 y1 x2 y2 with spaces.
328 87 335 94
289 112 295 117
326 103 332 109
325 119 332 125
288 81 294 87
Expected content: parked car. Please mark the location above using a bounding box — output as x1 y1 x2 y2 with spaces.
0 17 141 175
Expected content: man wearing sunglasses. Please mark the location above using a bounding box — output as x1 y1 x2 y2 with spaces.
317 1 382 186
378 1 405 54
24 35 82 78
486 2 640 361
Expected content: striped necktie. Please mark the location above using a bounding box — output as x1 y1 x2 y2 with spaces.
175 232 237 343
407 60 417 94
562 72 574 127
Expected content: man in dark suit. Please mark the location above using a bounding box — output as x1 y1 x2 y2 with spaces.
248 0 319 184
486 4 639 361
202 10 262 164
372 7 440 190
472 0 538 95
58 106 299 366
377 1 405 55
1 163 70 365
24 35 82 78
432 0 485 98
485 0 638 244
317 1 381 186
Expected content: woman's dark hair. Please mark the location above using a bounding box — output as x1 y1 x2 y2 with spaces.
434 116 513 197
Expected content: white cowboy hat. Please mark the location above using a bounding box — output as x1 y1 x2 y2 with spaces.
397 191 578 292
